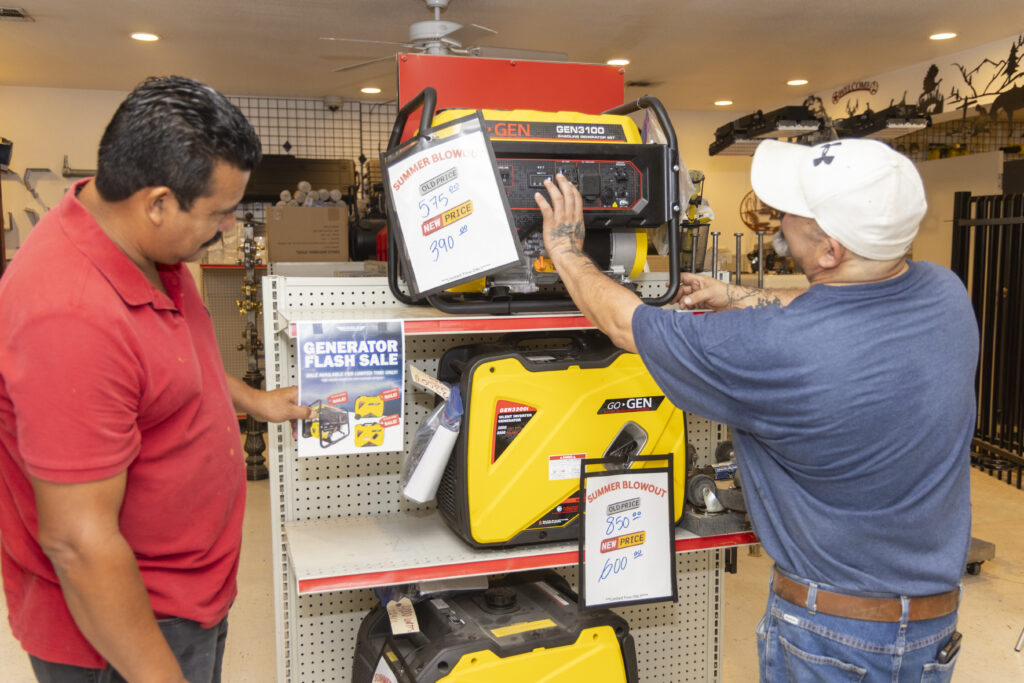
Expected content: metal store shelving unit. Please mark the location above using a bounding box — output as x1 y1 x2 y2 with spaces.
262 274 755 682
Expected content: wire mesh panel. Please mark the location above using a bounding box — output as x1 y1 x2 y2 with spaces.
202 267 265 381
263 275 731 683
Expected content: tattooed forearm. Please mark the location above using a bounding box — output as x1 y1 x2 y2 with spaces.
551 220 585 245
724 284 784 308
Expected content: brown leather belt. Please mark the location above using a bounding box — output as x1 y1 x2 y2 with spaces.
771 570 959 622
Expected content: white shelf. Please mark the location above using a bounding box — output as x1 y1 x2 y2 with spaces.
285 508 756 594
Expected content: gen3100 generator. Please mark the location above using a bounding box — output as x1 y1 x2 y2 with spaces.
384 87 683 314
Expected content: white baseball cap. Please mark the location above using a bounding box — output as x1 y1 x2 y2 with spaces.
750 139 926 260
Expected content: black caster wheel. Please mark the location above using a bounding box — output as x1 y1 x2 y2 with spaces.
966 562 982 576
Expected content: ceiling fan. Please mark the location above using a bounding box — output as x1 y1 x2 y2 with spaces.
320 0 566 74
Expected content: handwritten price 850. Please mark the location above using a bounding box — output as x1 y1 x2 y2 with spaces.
606 513 640 536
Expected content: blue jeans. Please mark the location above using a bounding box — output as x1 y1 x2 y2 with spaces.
29 616 228 683
756 571 961 682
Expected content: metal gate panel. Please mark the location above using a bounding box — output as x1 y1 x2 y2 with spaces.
952 191 1024 488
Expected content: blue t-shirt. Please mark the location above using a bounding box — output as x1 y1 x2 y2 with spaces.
633 261 978 596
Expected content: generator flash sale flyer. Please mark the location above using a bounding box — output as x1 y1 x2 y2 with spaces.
295 320 405 457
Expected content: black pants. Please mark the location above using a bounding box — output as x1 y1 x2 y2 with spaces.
29 616 228 683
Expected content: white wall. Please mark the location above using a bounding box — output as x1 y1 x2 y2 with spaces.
914 152 1004 268
1 85 127 255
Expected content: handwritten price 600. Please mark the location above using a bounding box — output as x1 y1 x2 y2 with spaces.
598 555 628 582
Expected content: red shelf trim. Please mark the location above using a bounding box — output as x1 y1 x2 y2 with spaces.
296 531 758 594
200 263 267 269
403 315 593 334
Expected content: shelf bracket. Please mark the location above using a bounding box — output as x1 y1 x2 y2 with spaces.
62 155 96 178
3 167 53 211
273 310 292 336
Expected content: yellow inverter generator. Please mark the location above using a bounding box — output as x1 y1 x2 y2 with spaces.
351 571 638 683
383 87 683 314
435 331 688 548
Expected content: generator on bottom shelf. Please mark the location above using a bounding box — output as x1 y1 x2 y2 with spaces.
434 330 688 548
351 571 638 683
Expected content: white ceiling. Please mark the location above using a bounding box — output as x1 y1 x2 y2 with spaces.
2 0 1023 112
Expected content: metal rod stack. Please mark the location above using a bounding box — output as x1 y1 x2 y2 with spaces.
734 233 743 285
757 232 766 288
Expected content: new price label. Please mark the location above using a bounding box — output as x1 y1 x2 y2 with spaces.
600 531 646 553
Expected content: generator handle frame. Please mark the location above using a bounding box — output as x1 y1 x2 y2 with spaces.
602 95 682 308
385 87 438 305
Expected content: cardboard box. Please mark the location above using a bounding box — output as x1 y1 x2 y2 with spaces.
266 205 349 262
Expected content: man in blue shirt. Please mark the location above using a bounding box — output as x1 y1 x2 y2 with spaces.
535 138 977 681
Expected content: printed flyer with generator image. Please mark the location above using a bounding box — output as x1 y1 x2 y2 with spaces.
295 320 405 457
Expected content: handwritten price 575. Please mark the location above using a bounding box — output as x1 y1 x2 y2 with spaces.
418 193 448 218
417 182 460 218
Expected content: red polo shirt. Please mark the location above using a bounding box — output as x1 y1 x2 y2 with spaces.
0 179 245 667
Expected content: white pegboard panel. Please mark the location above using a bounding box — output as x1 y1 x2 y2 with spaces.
263 275 731 683
293 589 378 683
554 551 723 682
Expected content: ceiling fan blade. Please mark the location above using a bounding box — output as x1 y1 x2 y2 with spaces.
320 36 415 49
446 23 497 46
470 46 568 62
332 54 399 73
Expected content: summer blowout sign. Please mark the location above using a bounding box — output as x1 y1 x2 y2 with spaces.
579 455 677 609
382 112 523 297
294 320 405 457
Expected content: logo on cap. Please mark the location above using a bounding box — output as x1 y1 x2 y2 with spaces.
813 142 842 167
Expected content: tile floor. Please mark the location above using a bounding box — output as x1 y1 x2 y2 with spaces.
2 467 1022 682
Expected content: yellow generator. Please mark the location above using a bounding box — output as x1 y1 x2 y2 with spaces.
435 331 688 548
384 88 683 314
351 571 638 683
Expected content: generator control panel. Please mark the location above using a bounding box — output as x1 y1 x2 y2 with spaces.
491 141 671 235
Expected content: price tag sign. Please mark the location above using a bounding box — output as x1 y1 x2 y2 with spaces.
578 455 677 609
383 112 523 297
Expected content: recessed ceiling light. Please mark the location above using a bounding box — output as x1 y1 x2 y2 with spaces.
607 58 630 66
361 87 382 95
787 79 808 86
930 32 957 40
714 100 733 106
131 32 159 42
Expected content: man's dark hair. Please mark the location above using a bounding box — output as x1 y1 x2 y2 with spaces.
95 75 262 210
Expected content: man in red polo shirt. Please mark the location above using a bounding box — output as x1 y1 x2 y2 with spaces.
0 76 310 682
